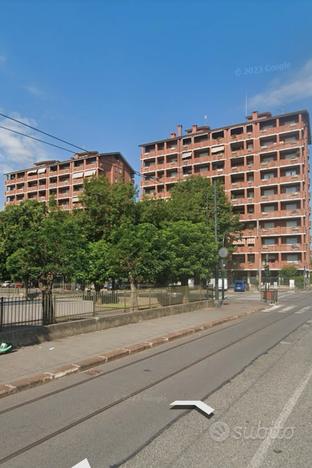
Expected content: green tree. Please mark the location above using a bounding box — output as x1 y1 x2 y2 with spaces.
80 176 137 241
138 198 170 226
162 221 217 286
109 223 172 307
167 176 240 247
84 240 113 293
2 201 87 322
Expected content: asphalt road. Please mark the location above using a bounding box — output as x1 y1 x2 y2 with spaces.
0 291 312 468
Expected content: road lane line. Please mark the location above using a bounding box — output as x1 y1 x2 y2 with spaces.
247 365 312 468
295 306 311 314
278 305 295 313
262 304 282 313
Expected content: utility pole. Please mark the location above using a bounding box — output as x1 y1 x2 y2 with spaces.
213 182 219 303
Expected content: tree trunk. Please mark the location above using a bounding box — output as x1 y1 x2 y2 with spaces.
129 277 138 311
94 282 101 303
39 272 55 325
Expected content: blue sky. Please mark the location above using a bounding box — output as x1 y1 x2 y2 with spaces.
0 0 312 206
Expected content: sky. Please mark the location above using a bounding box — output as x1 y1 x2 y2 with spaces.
0 0 312 206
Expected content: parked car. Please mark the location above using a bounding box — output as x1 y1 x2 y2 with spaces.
1 281 14 288
234 280 247 292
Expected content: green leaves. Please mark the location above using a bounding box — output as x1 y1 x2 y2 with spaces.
2 201 87 289
0 176 239 291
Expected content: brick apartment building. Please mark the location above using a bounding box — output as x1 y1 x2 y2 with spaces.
140 110 311 284
4 151 135 210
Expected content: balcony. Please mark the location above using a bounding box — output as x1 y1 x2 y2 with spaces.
279 156 301 167
262 244 302 253
260 227 303 235
260 177 279 186
141 165 157 173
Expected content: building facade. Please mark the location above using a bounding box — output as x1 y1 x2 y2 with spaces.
4 151 135 210
140 110 311 283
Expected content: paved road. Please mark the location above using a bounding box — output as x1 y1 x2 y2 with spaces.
0 291 311 468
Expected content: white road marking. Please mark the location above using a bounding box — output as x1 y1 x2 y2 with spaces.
280 341 292 345
247 365 312 468
262 304 282 313
170 400 214 417
72 459 91 468
295 306 311 314
278 305 295 313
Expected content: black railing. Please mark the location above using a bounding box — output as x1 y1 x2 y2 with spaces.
0 296 43 329
0 286 214 330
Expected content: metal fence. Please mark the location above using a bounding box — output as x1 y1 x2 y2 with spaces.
89 286 214 314
0 286 213 330
0 296 42 329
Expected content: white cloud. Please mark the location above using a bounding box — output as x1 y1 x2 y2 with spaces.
23 84 45 98
0 113 51 175
249 58 312 108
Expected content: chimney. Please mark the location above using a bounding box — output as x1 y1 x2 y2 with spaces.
177 124 183 137
192 124 198 133
170 132 177 138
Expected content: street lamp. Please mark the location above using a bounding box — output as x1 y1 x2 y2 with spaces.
263 254 270 299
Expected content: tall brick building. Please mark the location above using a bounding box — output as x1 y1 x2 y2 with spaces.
140 110 311 283
4 151 135 210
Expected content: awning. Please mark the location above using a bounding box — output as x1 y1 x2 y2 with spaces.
211 145 224 154
27 170 38 175
182 151 192 159
72 172 84 179
84 169 96 177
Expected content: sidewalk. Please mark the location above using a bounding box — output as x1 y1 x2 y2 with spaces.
0 299 265 397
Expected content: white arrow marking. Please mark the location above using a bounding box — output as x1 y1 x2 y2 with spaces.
72 459 91 468
170 400 214 416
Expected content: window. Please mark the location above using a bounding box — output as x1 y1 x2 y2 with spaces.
263 221 275 229
262 204 276 212
167 155 178 164
284 236 299 244
267 254 278 263
144 159 155 167
233 254 245 264
283 184 300 193
262 238 276 245
261 171 276 180
286 219 299 228
194 164 209 174
284 202 299 211
284 253 300 263
247 254 255 263
86 157 96 164
261 188 276 196
284 168 299 177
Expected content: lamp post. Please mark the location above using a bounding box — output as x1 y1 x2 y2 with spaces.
219 247 228 305
263 254 270 301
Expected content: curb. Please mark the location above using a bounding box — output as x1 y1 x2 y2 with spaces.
0 307 261 399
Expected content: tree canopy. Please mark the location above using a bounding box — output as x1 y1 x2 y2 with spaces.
0 176 240 295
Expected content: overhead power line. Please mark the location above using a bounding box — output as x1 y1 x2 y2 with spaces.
0 111 88 152
0 125 74 153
